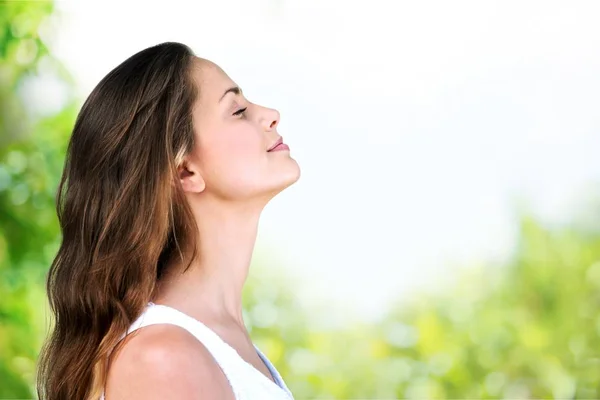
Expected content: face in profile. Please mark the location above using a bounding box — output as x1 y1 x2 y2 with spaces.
179 57 300 204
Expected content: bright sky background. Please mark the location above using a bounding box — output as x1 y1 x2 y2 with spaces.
46 0 600 323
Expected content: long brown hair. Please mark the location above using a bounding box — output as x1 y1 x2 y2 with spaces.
36 42 200 400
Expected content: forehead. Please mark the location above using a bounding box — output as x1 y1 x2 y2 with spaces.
190 57 236 104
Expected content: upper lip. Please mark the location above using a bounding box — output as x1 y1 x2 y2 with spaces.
267 137 283 151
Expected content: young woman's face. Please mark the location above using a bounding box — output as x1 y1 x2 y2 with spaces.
182 57 300 202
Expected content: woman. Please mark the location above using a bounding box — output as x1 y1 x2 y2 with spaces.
36 42 300 400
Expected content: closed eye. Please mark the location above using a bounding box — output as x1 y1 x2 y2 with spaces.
233 107 247 117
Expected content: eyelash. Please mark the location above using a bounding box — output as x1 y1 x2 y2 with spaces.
233 107 247 117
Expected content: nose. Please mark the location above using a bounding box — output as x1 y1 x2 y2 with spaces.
261 107 280 131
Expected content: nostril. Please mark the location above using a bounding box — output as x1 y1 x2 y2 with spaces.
270 120 277 129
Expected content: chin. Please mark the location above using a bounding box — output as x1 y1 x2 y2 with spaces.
262 164 301 200
280 158 301 188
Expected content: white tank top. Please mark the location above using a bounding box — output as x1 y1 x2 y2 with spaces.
99 302 294 400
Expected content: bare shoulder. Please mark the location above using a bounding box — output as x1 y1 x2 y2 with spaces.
105 324 234 400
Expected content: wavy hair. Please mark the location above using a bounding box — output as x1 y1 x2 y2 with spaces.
36 41 200 400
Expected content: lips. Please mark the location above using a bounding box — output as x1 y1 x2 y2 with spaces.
267 137 284 152
269 142 290 151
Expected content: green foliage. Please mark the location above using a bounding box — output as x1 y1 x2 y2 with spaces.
1 1 599 399
0 0 53 145
0 1 77 397
383 217 600 399
244 217 600 399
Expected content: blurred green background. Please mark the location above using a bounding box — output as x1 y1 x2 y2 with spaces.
1 2 599 399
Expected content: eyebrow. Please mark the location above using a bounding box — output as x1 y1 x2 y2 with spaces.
219 86 243 103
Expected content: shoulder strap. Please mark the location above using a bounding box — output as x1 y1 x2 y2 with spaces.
135 304 292 398
102 303 245 400
125 303 240 363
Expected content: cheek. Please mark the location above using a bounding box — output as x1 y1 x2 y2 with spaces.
218 126 264 164
199 126 267 186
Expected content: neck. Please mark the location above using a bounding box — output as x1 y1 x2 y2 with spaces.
155 196 264 327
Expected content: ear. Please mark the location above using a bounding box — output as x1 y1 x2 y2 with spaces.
177 160 206 194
